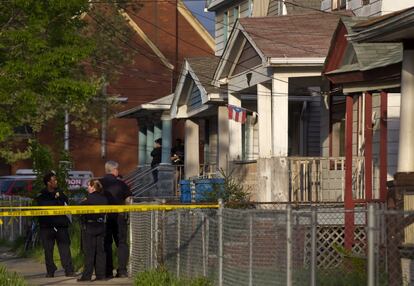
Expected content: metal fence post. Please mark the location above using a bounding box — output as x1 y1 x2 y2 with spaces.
218 199 223 286
249 212 253 286
177 211 181 277
154 210 159 268
150 210 154 269
201 213 206 277
286 204 292 286
368 203 376 286
311 207 317 286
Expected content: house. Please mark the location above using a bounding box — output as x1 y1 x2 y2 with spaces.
342 7 414 284
207 0 321 56
202 12 344 202
7 0 214 177
321 0 414 16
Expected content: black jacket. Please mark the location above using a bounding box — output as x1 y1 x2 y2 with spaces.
99 174 132 205
150 147 162 167
80 191 108 223
35 188 70 228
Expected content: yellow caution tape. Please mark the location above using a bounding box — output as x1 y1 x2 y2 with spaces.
0 204 219 217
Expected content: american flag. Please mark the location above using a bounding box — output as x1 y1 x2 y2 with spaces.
227 104 247 123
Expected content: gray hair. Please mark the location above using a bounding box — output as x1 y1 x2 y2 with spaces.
105 160 119 174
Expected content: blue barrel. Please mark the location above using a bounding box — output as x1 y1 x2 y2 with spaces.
179 180 191 203
195 178 225 202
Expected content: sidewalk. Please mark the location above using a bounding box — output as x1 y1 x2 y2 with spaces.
0 247 133 285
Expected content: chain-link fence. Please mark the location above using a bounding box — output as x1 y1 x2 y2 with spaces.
0 195 32 241
130 202 414 286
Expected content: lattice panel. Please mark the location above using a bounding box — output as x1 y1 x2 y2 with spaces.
304 226 367 269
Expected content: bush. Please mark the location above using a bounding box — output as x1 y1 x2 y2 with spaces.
0 265 27 286
134 268 212 286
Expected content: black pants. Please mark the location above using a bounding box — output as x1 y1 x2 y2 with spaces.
39 227 74 275
104 214 129 276
81 223 106 280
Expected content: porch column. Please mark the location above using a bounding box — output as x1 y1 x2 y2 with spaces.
146 124 154 165
257 83 272 157
380 91 388 201
228 93 242 160
184 119 199 179
272 75 289 156
364 92 373 201
154 122 162 142
161 116 172 164
138 123 147 167
217 106 229 172
398 50 414 172
345 94 355 250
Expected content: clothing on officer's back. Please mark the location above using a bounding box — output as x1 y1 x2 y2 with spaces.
79 191 108 281
35 188 74 276
100 174 132 205
99 174 132 277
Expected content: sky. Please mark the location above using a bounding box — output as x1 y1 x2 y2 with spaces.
183 0 215 36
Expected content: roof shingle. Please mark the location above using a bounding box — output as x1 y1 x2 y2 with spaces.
239 13 347 58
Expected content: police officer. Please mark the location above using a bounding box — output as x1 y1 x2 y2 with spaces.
77 179 108 282
35 171 75 278
100 161 132 278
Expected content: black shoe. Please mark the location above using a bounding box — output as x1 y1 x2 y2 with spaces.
77 277 92 282
105 274 114 279
45 273 54 278
66 272 77 277
115 273 128 278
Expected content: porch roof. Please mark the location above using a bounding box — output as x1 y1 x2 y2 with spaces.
116 94 173 119
323 17 403 87
171 56 221 119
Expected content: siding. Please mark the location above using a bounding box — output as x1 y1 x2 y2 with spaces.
214 0 250 56
188 80 202 111
232 40 262 76
208 116 218 164
387 93 400 179
269 0 321 16
321 0 383 16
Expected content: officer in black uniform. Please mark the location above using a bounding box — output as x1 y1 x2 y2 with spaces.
35 172 75 278
77 179 108 282
100 161 132 278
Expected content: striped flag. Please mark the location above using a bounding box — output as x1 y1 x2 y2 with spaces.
228 105 247 123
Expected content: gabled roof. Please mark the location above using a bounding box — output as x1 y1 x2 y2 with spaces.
214 13 344 82
324 17 402 77
239 13 343 59
186 57 221 94
171 56 221 118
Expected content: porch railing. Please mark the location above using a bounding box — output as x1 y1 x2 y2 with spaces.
288 156 365 202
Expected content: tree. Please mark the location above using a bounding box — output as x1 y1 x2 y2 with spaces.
0 0 137 163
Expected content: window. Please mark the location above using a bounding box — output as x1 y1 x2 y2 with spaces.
248 0 253 17
362 0 370 5
223 11 228 42
331 0 346 10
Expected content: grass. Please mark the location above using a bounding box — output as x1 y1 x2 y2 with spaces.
0 265 28 286
134 267 212 286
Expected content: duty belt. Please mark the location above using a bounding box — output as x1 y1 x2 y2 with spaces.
86 218 105 223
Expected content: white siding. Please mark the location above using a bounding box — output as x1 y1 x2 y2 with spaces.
321 0 413 16
387 93 400 180
214 0 250 56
